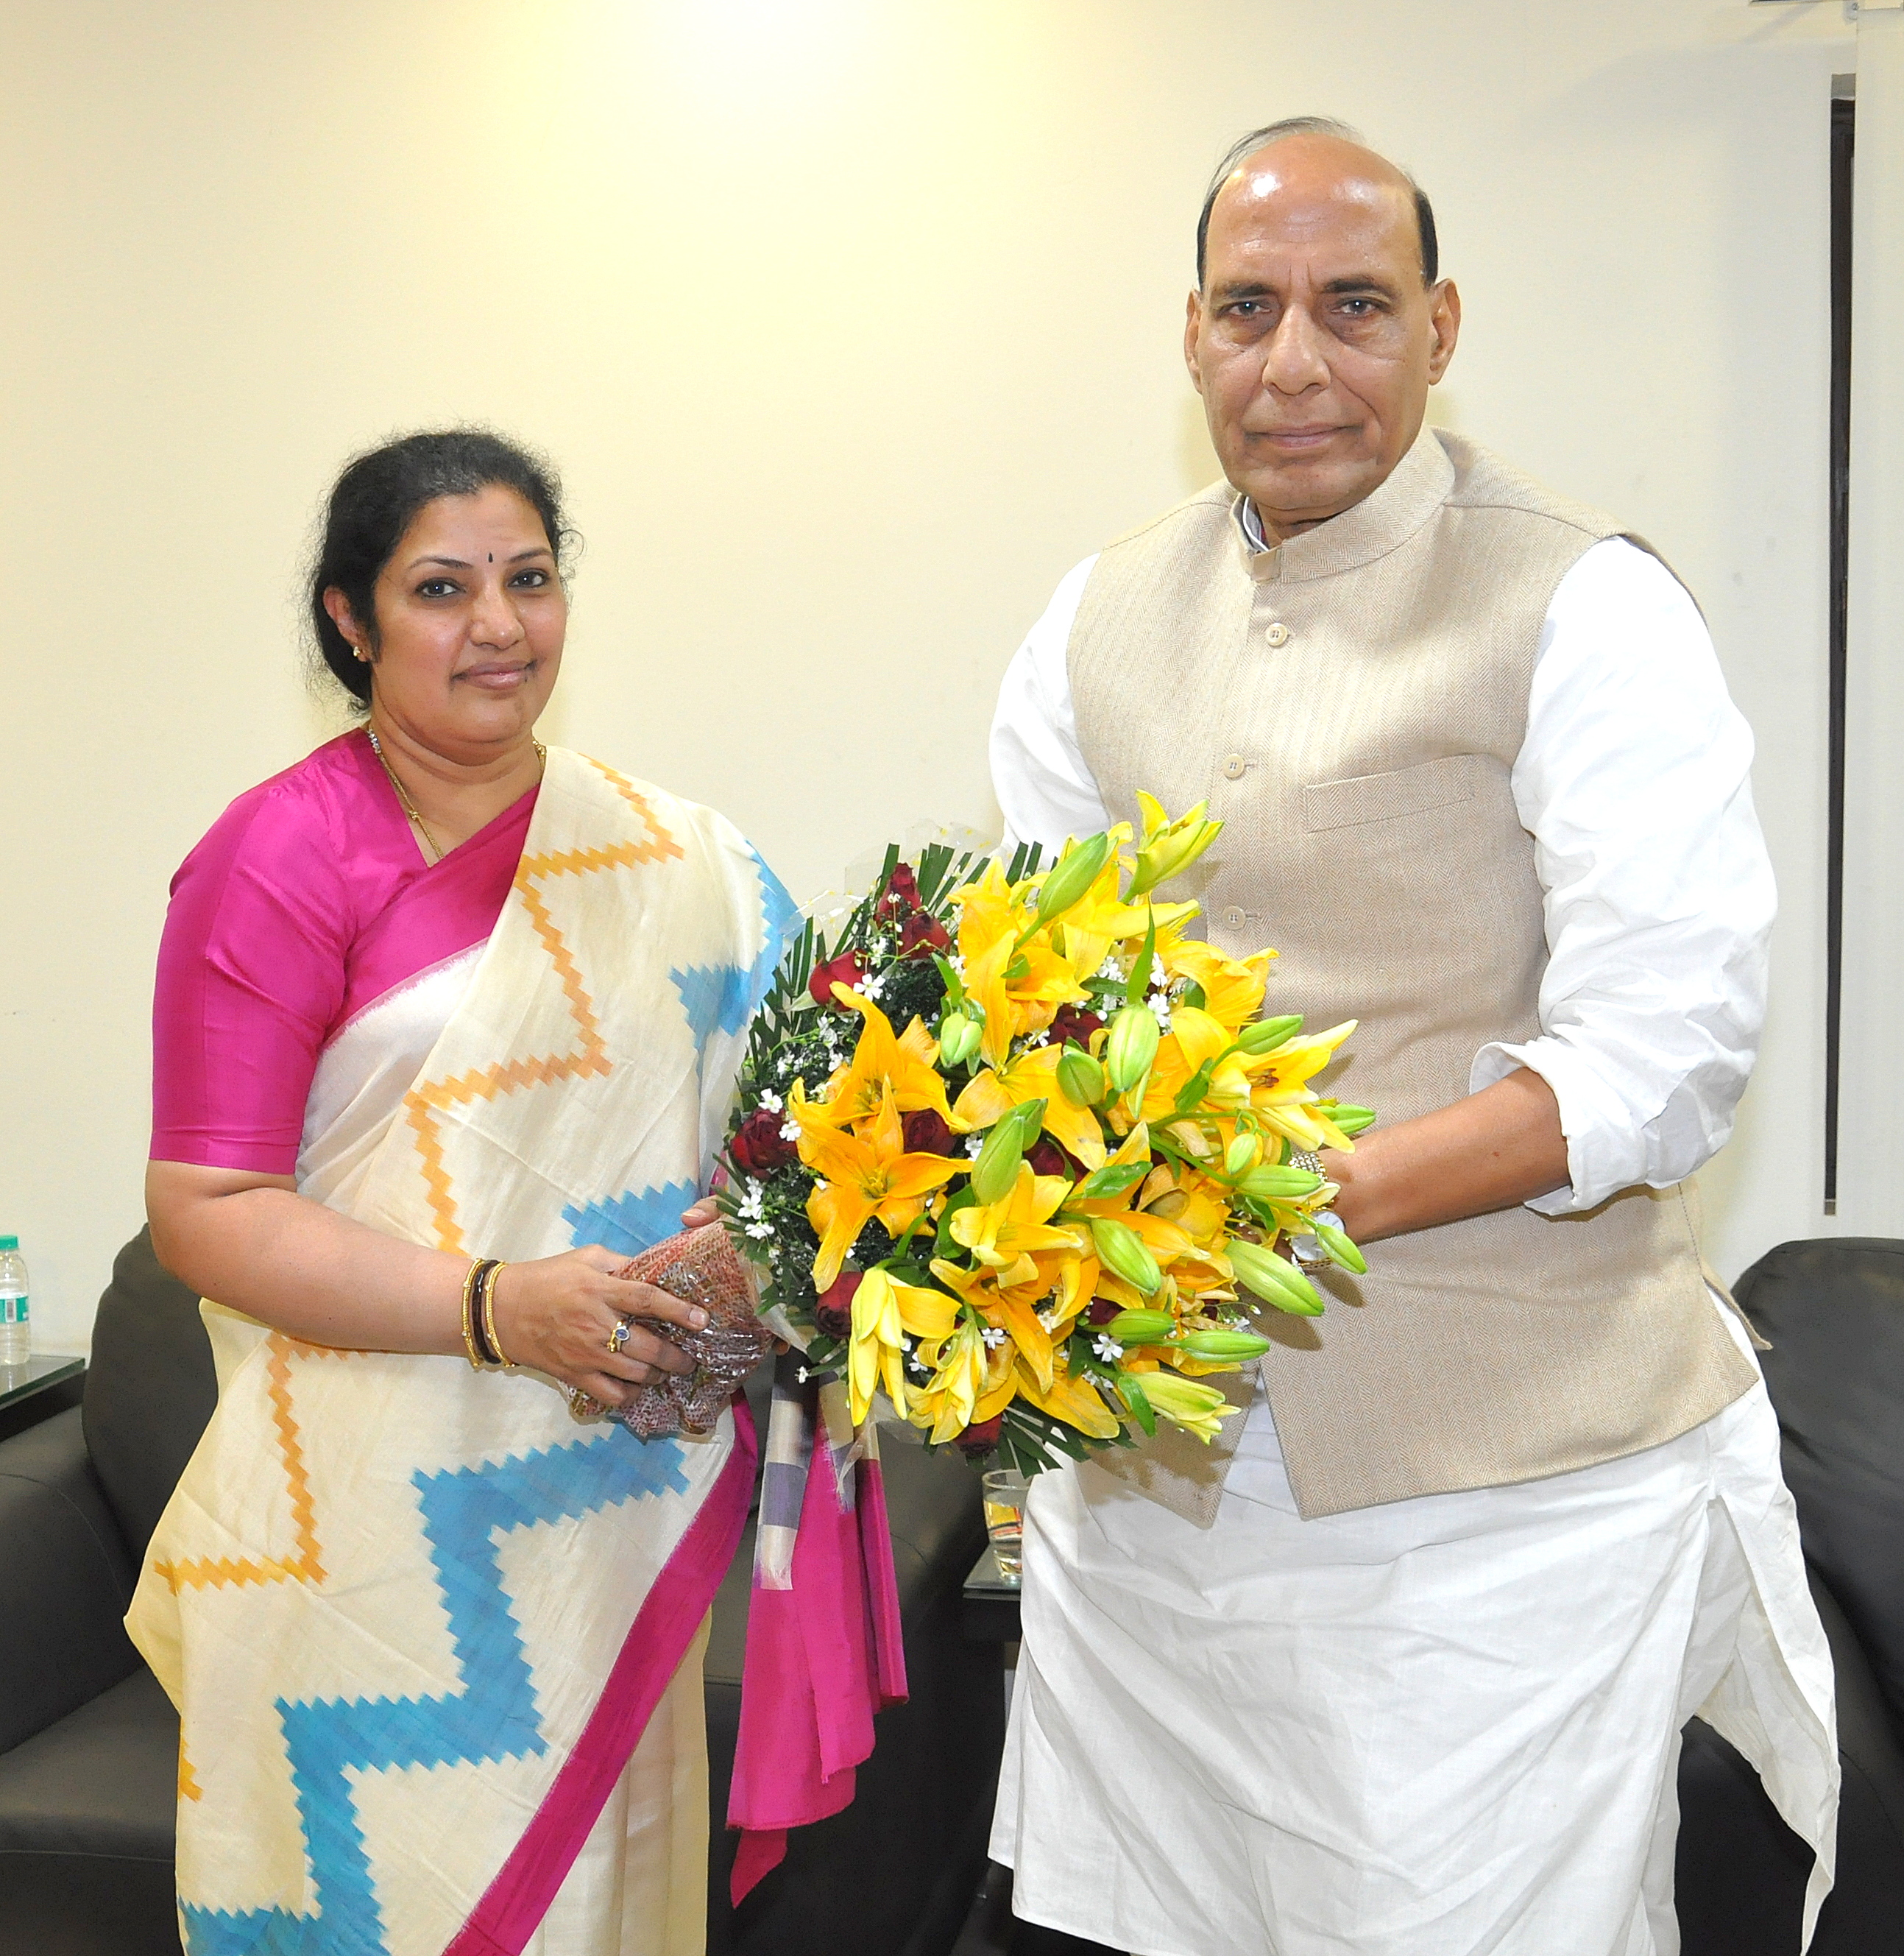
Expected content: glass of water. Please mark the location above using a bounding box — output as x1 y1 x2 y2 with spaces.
982 1469 1027 1581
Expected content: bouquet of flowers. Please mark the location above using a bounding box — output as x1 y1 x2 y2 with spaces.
720 797 1373 1476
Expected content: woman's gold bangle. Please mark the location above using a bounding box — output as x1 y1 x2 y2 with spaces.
481 1261 517 1370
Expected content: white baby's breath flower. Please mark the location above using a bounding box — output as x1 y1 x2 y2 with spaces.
982 1326 1007 1349
745 1221 774 1240
1147 995 1173 1032
1097 956 1125 981
757 1088 784 1113
1091 1333 1125 1363
780 1119 801 1143
964 1134 985 1159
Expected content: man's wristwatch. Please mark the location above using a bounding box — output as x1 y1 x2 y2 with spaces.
1285 1150 1337 1270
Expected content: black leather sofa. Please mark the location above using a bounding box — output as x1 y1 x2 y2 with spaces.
0 1229 1001 1956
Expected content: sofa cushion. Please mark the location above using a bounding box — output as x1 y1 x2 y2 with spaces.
0 1665 181 1956
1735 1239 1904 1736
83 1228 218 1566
0 1664 179 1864
0 1410 139 1751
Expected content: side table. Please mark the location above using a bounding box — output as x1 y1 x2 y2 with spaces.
0 1355 85 1445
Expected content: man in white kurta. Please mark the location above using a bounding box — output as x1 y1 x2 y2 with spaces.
985 120 1836 1956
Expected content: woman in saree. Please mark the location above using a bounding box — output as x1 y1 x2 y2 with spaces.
131 429 797 1956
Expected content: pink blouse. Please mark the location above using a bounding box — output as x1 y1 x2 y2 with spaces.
151 730 537 1174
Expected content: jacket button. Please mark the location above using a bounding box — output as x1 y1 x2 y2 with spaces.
1223 754 1247 780
1264 621 1291 647
1223 905 1247 929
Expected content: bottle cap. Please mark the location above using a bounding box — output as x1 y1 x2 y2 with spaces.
0 1236 15 1252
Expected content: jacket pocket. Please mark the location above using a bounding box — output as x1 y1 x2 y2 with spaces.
1301 753 1489 832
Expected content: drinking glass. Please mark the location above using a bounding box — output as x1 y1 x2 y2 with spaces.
981 1468 1027 1581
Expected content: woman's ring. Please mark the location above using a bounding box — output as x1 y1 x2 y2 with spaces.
567 1385 604 1422
606 1316 633 1355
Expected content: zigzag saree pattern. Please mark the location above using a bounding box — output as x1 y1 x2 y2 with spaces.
181 1430 690 1956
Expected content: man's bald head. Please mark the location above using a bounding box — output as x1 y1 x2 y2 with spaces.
1195 118 1437 291
1183 119 1460 537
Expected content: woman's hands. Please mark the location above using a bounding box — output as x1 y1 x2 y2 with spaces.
489 1246 710 1406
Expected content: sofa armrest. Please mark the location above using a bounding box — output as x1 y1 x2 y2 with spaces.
0 1408 141 1754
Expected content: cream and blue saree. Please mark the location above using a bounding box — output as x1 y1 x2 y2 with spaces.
129 749 794 1956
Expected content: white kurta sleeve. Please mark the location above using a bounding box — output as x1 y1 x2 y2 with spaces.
989 554 1111 850
1472 537 1777 1213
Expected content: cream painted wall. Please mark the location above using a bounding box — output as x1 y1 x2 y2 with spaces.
0 0 1869 1349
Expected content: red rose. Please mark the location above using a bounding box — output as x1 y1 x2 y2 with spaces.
1026 1137 1073 1179
902 1108 955 1157
899 911 952 958
1047 1005 1104 1051
730 1107 797 1176
813 1269 862 1339
957 1415 1004 1459
1083 1299 1120 1326
876 863 922 919
809 950 867 1010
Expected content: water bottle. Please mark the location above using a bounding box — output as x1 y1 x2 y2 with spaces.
0 1236 29 1366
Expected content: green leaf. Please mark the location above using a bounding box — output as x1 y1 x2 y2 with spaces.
1077 1159 1149 1201
1119 1371 1157 1437
1125 907 1158 1007
1169 1057 1217 1118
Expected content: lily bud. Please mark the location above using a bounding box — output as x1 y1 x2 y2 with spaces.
1104 1004 1160 1092
1089 1216 1163 1296
1225 1238 1325 1316
1328 1104 1376 1137
1236 1013 1304 1054
1237 1163 1324 1201
1104 1307 1174 1345
1057 1048 1107 1107
1034 831 1114 927
1126 792 1224 899
1314 1224 1368 1274
1175 1329 1273 1362
1139 1369 1234 1442
938 1011 982 1067
1224 1132 1261 1178
971 1098 1047 1206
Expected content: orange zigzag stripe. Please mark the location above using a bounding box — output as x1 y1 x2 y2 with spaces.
178 1743 202 1803
403 768 681 1253
153 1335 344 1596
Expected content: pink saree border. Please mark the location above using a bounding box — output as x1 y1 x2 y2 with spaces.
444 1397 760 1956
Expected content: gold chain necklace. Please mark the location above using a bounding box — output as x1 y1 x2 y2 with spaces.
365 727 545 866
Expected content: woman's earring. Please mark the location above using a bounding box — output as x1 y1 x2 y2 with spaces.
353 646 370 662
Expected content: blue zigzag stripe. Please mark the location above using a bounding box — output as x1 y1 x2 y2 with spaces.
183 1430 690 1956
562 1179 699 1257
665 847 798 1052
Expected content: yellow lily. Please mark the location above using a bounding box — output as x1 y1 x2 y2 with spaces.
846 1267 960 1425
807 992 958 1130
1159 934 1275 1034
930 1255 1065 1391
1247 1020 1359 1150
801 1086 964 1292
1127 792 1223 899
949 1161 1086 1287
952 1042 1109 1171
907 1316 988 1443
1049 852 1193 989
955 893 1090 1066
1013 1350 1122 1439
